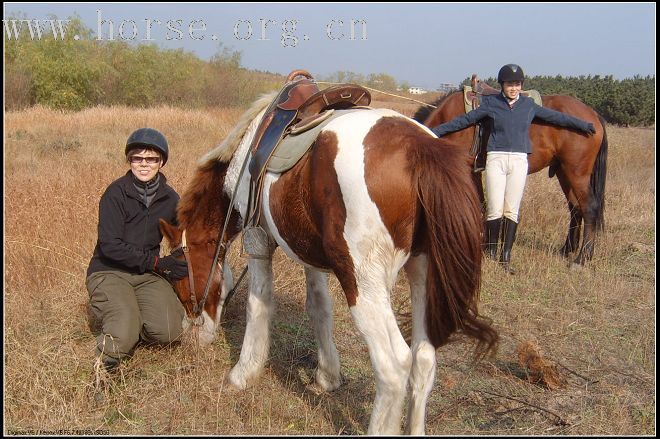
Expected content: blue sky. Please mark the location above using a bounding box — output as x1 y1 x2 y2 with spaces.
4 3 656 89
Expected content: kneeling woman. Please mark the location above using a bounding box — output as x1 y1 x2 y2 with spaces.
86 128 188 370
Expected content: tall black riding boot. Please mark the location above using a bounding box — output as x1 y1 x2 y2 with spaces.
500 217 519 274
484 218 502 260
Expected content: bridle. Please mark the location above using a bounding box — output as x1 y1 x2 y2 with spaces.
172 229 218 325
172 101 259 326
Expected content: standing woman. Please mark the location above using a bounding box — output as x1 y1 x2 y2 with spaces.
431 64 596 274
86 128 188 371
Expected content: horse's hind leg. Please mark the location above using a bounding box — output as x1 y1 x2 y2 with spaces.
304 267 341 391
558 168 596 265
227 245 276 389
556 169 583 257
342 264 411 435
403 254 436 435
562 202 582 257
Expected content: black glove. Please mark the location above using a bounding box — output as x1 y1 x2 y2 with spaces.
154 248 188 281
585 123 596 135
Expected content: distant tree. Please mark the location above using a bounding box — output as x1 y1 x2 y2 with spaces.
322 71 366 85
366 73 398 91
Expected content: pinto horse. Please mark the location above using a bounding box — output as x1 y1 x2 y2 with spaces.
413 91 608 265
159 93 498 435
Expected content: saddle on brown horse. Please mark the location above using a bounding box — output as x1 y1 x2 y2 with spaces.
246 69 371 227
466 74 499 172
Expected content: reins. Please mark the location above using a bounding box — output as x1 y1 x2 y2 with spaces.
182 144 252 322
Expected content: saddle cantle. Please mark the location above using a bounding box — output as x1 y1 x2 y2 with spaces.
245 69 372 228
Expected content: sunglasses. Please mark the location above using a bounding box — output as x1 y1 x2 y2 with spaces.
129 155 161 164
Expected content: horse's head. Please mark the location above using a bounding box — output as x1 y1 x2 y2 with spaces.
159 218 231 345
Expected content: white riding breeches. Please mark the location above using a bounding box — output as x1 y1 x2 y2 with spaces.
485 152 528 222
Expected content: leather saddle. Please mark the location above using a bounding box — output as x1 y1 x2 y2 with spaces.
248 69 371 181
244 69 371 228
465 75 495 173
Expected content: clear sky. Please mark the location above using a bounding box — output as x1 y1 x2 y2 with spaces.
4 2 656 89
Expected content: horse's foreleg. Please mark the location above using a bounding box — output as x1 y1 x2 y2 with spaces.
227 248 275 390
403 254 436 435
214 260 234 322
304 267 342 391
349 276 411 435
557 169 597 265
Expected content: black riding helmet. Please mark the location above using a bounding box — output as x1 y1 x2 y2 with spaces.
125 128 169 165
497 64 525 84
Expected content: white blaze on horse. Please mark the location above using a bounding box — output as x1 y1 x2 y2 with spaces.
160 91 498 435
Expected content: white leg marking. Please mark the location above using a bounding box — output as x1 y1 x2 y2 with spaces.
228 243 274 389
404 254 436 435
351 297 411 435
304 267 342 391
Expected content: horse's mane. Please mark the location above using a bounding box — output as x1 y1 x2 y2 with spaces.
411 92 460 123
198 91 277 165
177 91 277 230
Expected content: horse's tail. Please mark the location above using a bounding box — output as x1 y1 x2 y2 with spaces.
590 116 608 232
409 139 498 356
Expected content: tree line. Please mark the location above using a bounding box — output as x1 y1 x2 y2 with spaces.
4 16 285 111
5 16 654 126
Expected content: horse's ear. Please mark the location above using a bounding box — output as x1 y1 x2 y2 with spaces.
159 219 181 244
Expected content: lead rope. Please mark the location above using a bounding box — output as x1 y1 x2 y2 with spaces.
315 81 438 109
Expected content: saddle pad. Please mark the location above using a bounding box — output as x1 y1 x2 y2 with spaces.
462 86 543 113
266 108 369 174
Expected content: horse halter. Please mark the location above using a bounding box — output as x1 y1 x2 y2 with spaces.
173 229 218 325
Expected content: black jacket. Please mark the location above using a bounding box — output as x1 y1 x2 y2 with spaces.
86 171 179 277
431 93 592 154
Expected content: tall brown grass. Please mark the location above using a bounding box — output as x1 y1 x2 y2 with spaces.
4 104 655 435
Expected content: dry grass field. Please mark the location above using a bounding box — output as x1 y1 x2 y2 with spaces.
4 102 655 435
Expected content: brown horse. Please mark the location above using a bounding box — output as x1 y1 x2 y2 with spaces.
413 91 608 265
159 92 498 434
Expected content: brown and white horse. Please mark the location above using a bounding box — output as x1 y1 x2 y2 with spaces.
160 93 498 434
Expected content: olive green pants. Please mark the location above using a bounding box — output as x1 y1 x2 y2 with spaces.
86 270 186 364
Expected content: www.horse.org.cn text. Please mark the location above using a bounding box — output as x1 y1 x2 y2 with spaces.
3 10 368 48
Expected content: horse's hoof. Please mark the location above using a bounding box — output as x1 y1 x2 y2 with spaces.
315 370 342 392
198 331 216 347
227 368 249 390
569 262 586 271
